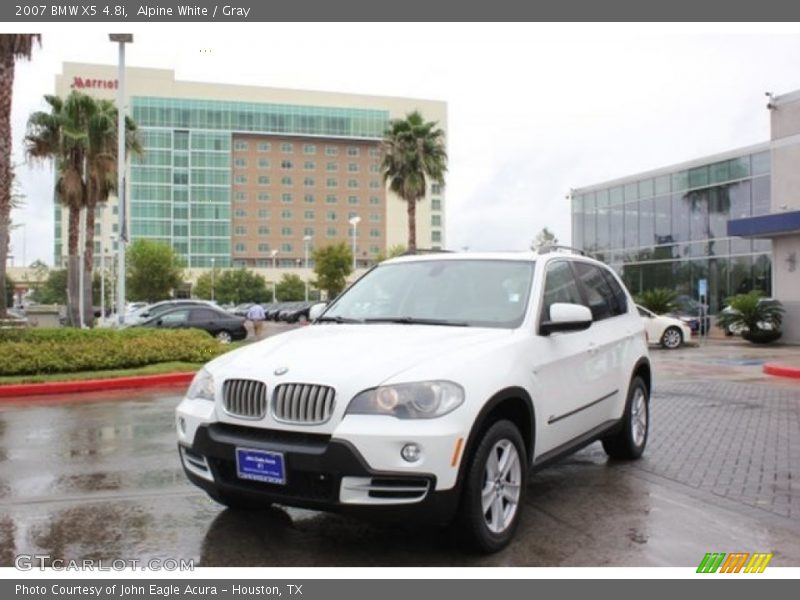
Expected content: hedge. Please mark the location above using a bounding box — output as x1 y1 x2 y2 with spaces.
0 328 224 376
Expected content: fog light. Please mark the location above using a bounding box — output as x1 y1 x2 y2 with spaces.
401 443 421 462
178 417 186 434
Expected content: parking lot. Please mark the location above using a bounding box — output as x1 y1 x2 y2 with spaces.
1 337 799 567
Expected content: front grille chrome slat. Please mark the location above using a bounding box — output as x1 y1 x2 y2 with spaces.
223 379 267 420
272 383 336 425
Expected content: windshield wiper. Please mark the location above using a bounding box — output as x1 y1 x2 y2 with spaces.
363 317 469 327
315 315 364 324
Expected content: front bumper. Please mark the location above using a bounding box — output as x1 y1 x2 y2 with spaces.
179 423 461 524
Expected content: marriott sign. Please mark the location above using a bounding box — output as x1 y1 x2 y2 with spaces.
70 76 119 90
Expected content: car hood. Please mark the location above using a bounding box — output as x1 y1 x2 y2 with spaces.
207 323 512 386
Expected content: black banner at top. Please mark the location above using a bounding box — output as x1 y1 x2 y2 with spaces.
3 0 800 22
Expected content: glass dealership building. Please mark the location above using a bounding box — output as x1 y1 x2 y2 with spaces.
571 144 773 314
53 63 447 272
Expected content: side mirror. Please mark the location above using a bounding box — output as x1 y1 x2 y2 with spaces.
309 302 327 321
540 303 593 336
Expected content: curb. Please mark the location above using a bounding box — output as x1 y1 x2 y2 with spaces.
0 372 195 399
763 364 800 379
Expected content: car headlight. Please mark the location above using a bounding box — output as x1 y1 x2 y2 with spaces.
345 381 464 419
186 368 215 402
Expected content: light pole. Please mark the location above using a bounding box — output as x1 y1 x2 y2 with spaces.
109 236 116 319
349 216 361 271
100 250 106 324
210 257 215 302
271 249 279 302
110 33 132 325
303 235 312 302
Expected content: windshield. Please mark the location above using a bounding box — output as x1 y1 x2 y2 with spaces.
323 259 535 328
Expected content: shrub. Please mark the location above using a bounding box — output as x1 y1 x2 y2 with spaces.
716 291 784 345
635 288 678 314
0 328 225 376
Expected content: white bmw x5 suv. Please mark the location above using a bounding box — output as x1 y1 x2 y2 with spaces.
176 249 651 552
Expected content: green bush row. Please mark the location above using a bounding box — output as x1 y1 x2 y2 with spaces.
0 328 224 376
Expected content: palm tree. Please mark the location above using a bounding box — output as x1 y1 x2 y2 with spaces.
382 111 447 252
0 34 40 318
82 99 141 326
26 93 92 326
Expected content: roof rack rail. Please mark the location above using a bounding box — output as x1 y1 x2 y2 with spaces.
401 248 454 256
536 244 586 256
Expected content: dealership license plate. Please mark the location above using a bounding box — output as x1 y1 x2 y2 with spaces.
235 447 286 485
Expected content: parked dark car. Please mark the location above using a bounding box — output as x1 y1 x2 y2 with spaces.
232 303 254 317
281 301 319 323
266 302 289 321
137 306 247 343
128 299 218 326
670 295 710 335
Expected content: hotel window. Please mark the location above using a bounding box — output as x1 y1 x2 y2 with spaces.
281 176 293 186
257 142 270 152
348 196 359 205
348 163 359 173
431 231 442 242
369 180 381 189
369 213 380 222
303 161 316 170
281 159 293 169
173 154 189 168
369 164 380 173
281 193 293 203
234 209 247 217
258 226 270 235
280 243 293 252
431 215 441 227
258 243 271 253
281 143 293 153
258 192 270 202
235 243 246 252
303 144 316 155
326 162 338 172
347 179 359 189
369 245 380 254
326 227 337 238
347 147 360 157
326 211 337 221
431 184 442 195
258 209 270 219
234 158 247 168
431 198 441 210
348 211 358 220
304 177 315 187
369 196 380 205
258 158 270 169
173 172 188 185
304 210 315 220
369 228 380 238
234 175 247 185
281 227 293 236
258 175 270 185
326 195 337 204
304 227 314 236
369 148 380 158
234 192 247 202
326 178 338 188
325 146 338 156
304 194 315 204
281 209 293 219
234 226 247 236
234 140 248 151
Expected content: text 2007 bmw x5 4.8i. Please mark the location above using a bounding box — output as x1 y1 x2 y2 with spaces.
176 249 651 552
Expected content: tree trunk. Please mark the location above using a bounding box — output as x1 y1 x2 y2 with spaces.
0 52 15 318
67 205 80 326
83 197 95 327
407 196 417 253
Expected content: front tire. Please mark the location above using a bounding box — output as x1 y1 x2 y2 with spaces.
660 326 683 349
602 376 649 460
458 420 527 553
215 330 233 344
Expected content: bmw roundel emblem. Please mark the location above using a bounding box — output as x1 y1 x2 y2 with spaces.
274 367 289 376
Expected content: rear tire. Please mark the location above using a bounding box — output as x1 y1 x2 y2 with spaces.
458 420 527 553
602 376 649 460
660 326 683 349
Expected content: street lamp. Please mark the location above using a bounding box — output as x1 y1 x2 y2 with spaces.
271 249 279 302
303 235 312 302
110 33 133 325
210 257 215 302
349 216 361 270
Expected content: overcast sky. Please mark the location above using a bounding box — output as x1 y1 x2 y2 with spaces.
7 23 800 266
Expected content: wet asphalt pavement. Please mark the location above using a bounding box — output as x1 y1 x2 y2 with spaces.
1 341 799 567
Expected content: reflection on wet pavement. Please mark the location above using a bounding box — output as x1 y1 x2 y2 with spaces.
1 371 799 567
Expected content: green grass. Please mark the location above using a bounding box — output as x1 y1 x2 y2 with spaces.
0 361 205 385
